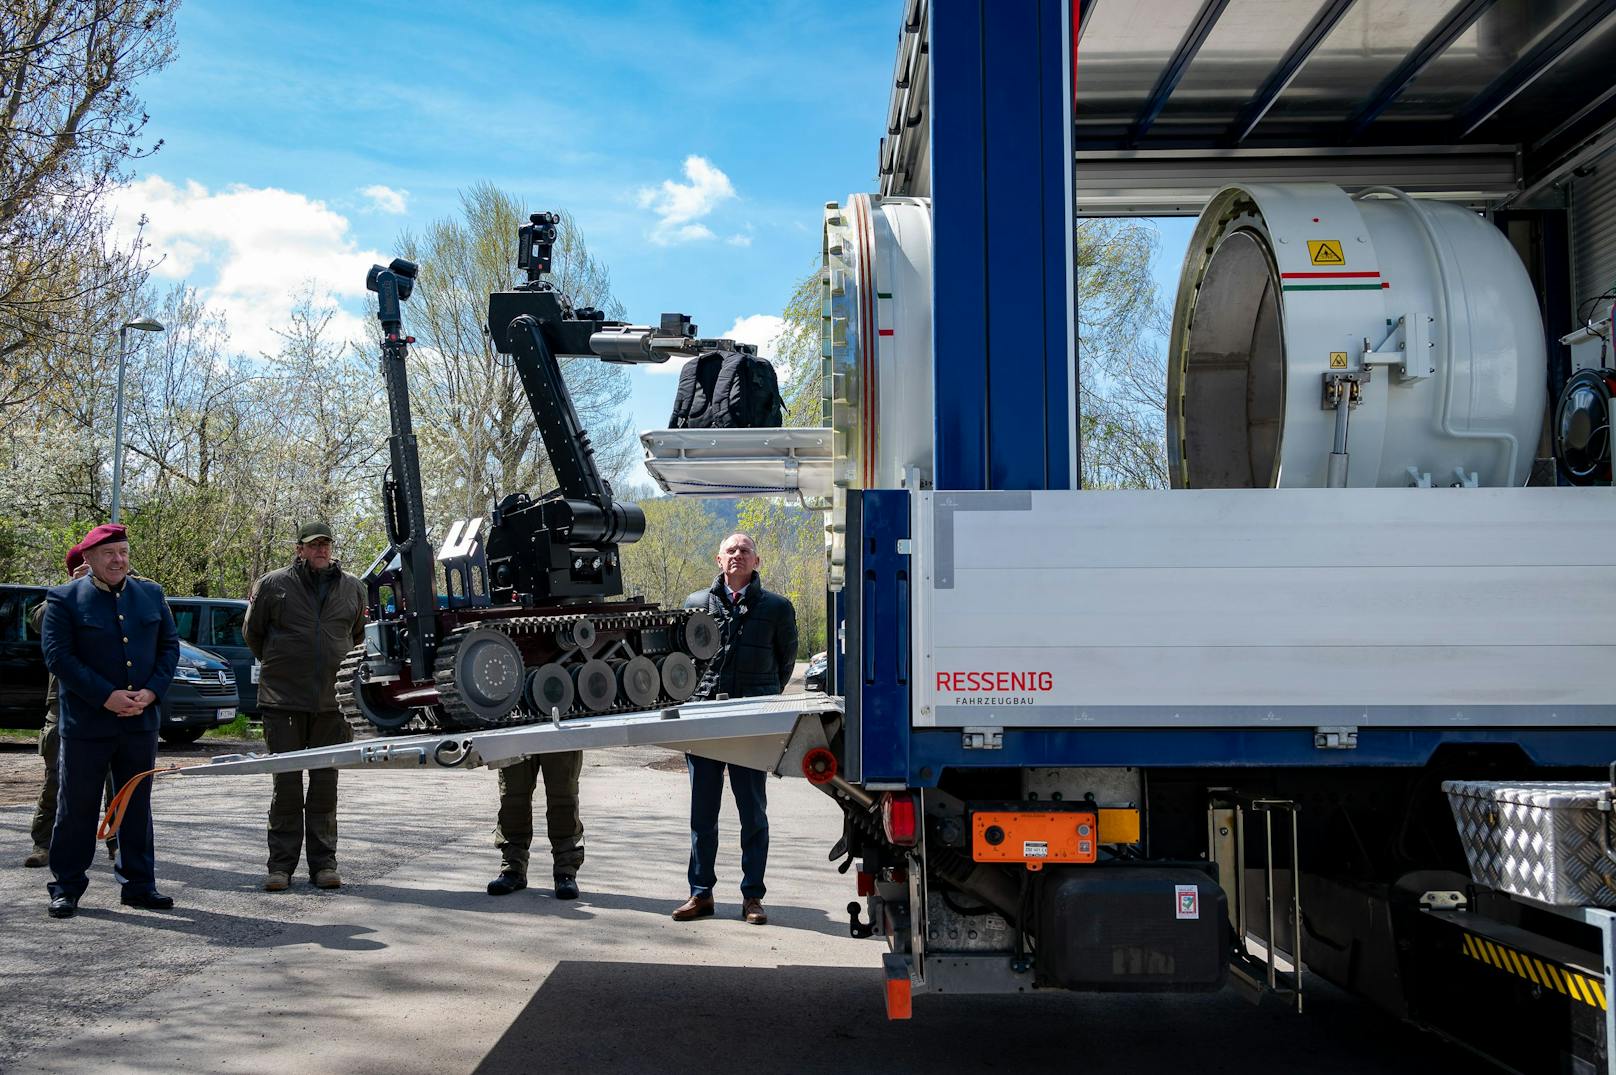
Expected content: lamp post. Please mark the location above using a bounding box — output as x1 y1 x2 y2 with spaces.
112 318 164 523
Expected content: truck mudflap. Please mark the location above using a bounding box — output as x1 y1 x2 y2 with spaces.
185 693 842 778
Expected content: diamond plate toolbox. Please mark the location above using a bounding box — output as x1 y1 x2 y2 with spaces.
1442 780 1616 908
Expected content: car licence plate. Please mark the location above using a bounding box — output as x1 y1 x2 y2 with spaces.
216 708 236 723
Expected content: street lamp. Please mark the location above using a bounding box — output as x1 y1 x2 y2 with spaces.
111 318 164 523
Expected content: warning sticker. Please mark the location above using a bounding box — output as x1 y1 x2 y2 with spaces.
1307 239 1346 266
1175 884 1200 920
1023 841 1049 858
1329 352 1349 369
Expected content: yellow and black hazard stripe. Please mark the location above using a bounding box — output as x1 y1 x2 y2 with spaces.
1460 933 1608 1010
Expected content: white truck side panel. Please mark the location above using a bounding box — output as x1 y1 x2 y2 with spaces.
915 488 1616 727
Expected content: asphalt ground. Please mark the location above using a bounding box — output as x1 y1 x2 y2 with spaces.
0 732 1490 1074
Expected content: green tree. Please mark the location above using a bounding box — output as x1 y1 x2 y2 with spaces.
772 260 824 427
734 496 826 657
619 496 725 608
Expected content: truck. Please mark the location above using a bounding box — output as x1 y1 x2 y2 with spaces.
188 3 1616 1071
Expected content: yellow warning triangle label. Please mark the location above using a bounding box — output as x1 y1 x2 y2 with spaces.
1307 240 1345 266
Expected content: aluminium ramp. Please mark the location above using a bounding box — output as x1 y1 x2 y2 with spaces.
640 428 834 501
184 693 842 779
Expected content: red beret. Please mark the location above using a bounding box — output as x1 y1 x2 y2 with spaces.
70 523 128 563
64 546 84 575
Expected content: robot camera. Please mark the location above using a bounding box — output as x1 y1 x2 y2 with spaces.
519 212 562 280
366 257 420 301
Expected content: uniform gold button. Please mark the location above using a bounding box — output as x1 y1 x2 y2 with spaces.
118 614 124 621
126 660 133 667
122 636 129 643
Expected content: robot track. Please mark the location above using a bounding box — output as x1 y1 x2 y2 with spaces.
339 606 722 735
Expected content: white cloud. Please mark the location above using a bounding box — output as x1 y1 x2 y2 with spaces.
724 233 752 247
650 313 787 375
109 176 384 358
360 184 409 214
723 314 787 357
636 155 736 245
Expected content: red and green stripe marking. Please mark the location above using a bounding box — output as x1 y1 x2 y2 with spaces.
1282 271 1388 293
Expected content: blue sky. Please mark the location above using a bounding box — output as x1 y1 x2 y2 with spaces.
116 1 1192 485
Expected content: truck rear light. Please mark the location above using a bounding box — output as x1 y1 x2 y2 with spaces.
881 792 919 847
856 870 875 896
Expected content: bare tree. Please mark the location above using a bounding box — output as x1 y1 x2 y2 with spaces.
1075 217 1170 488
0 0 175 411
396 184 634 527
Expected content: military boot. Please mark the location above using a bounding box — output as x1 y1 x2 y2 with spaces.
488 870 527 896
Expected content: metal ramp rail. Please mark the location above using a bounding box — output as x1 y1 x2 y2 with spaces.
182 693 843 779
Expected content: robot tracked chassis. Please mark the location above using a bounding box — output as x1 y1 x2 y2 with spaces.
337 212 733 736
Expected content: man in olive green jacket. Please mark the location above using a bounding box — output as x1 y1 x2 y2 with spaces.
245 521 366 892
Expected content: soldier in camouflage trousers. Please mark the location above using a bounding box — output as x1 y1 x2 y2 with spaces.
487 752 585 900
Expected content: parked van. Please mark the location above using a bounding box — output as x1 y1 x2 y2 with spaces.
166 597 258 716
0 584 240 744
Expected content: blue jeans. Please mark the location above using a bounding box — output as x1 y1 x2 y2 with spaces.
686 754 768 899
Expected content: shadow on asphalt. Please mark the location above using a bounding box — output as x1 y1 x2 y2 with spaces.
65 904 387 951
473 961 1471 1075
112 856 850 942
351 878 851 938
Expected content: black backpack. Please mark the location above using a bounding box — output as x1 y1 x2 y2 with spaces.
669 349 784 429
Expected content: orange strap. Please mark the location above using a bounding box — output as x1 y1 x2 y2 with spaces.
99 765 183 840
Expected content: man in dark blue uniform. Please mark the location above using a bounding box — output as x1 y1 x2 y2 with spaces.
41 523 179 919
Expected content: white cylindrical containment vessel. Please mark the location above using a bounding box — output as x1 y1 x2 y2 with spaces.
1167 183 1545 489
821 194 933 587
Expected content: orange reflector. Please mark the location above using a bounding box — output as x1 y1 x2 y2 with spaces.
885 977 912 1020
883 954 912 1021
1098 808 1141 845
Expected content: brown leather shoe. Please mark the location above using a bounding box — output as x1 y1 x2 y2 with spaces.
671 893 715 921
742 897 767 925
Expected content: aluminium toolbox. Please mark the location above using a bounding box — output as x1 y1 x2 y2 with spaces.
1442 779 1616 908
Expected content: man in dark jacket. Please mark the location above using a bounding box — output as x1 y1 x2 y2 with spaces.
245 521 366 892
673 532 797 926
41 523 179 919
